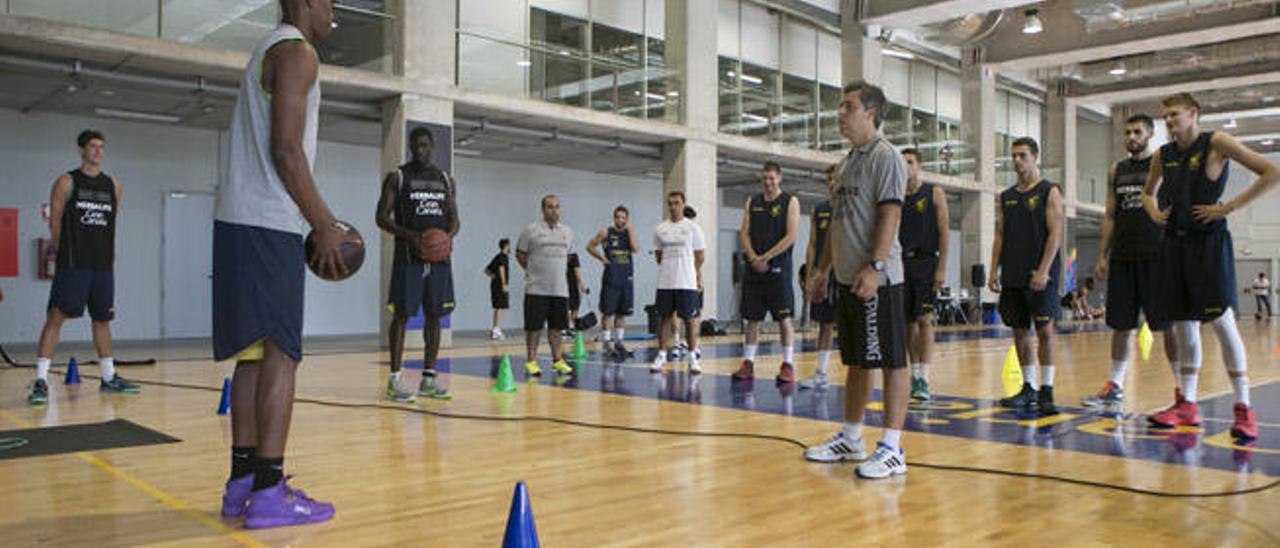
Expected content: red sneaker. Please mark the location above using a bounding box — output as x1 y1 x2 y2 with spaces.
776 362 795 384
732 359 755 381
1149 392 1201 427
1231 403 1258 440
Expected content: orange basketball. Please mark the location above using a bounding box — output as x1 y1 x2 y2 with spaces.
418 228 451 263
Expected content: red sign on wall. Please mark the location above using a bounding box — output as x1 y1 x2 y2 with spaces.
0 208 17 277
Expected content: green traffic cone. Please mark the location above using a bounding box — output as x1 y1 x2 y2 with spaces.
570 332 587 360
492 354 518 393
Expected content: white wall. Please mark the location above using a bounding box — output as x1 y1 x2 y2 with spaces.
0 108 381 344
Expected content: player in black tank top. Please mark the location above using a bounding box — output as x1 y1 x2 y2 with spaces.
735 162 801 384
1140 93 1280 440
898 149 949 401
31 129 139 406
376 126 460 401
587 206 639 357
991 138 1064 415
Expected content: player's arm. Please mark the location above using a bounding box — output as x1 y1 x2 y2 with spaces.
586 228 608 264
693 225 706 290
988 194 1003 292
804 213 818 279
498 264 508 291
1032 186 1065 291
739 196 757 260
445 173 460 238
760 196 801 261
653 230 663 264
1141 148 1167 225
1095 166 1117 281
48 174 70 248
626 218 639 253
515 229 530 270
1193 132 1280 222
933 185 950 290
375 172 419 240
266 40 344 279
113 177 123 211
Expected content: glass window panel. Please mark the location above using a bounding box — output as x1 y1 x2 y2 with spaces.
591 0 643 34
883 101 911 147
720 56 742 134
818 83 842 149
458 34 529 98
936 70 962 122
1009 95 1028 137
590 21 645 115
995 91 1009 133
645 0 665 40
11 0 158 37
780 74 816 148
316 3 392 72
816 31 841 86
1028 102 1042 144
532 0 588 19
162 0 278 52
739 61 778 140
461 0 527 42
781 19 815 80
912 109 938 167
530 9 588 107
910 62 936 114
740 2 779 69
718 0 740 58
882 57 910 106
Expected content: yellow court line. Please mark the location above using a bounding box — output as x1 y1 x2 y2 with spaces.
0 410 266 548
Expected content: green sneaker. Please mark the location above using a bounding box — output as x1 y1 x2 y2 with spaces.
911 377 932 401
100 375 141 394
385 376 416 403
28 379 49 405
417 375 452 400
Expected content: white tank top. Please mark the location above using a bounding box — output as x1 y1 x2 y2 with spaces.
217 24 320 235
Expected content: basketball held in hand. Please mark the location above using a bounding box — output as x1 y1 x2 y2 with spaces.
305 221 365 281
417 228 452 263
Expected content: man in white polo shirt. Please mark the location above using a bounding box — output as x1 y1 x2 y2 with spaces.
517 195 575 377
650 190 706 374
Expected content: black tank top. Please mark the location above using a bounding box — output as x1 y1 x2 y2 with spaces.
57 169 116 271
1160 131 1228 235
900 183 940 259
999 180 1061 288
810 201 832 267
1110 157 1162 260
602 226 633 284
747 191 793 278
394 162 452 264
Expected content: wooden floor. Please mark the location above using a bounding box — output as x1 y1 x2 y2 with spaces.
1 320 1278 547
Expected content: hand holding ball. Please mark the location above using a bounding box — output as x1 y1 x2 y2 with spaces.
417 228 452 263
306 220 365 281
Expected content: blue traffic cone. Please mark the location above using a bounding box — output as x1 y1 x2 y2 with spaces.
502 481 540 548
217 377 232 415
64 356 81 385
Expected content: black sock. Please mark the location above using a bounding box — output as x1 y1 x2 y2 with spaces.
253 457 285 491
230 446 256 481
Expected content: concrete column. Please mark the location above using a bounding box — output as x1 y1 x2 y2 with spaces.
663 0 719 318
960 190 997 306
380 0 456 348
840 0 882 85
1043 79 1077 219
961 47 996 187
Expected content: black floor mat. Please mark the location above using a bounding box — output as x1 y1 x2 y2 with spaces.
0 419 181 460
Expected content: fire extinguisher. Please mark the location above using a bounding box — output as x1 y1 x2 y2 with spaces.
37 238 55 280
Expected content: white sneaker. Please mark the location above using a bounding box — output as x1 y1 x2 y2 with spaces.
798 371 828 390
803 432 866 462
855 442 907 479
490 327 505 340
650 360 665 373
688 361 702 375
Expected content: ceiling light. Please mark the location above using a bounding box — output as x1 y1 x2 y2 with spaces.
881 49 914 60
667 91 680 97
516 60 532 67
645 92 666 101
1022 9 1044 35
98 89 114 97
1224 119 1238 129
1202 107 1280 122
1262 139 1275 146
1108 61 1127 76
94 107 180 124
739 73 763 85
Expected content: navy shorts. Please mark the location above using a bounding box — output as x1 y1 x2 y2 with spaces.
998 282 1059 330
1106 258 1170 331
808 276 837 325
836 283 907 369
525 294 569 331
388 261 455 318
48 267 114 321
903 258 937 319
490 281 509 309
599 275 634 316
656 289 699 320
1152 231 1237 323
212 221 304 362
742 272 794 322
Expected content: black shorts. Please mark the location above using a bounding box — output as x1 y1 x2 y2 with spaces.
1152 231 1237 322
655 289 699 320
569 289 581 315
836 283 907 369
524 294 569 331
490 282 509 309
742 272 794 322
599 278 634 317
998 283 1059 330
212 221 304 362
48 267 114 322
388 261 455 318
902 258 937 319
808 276 837 325
1106 258 1170 331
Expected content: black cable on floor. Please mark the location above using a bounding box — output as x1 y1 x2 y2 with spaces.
0 344 155 368
44 372 1280 500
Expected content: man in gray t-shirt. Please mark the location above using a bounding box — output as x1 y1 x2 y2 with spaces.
516 195 575 377
802 81 912 481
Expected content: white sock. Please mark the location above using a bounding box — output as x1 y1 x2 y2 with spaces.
673 332 682 345
1232 376 1251 407
841 422 863 441
615 327 624 340
653 352 668 367
390 370 401 382
816 351 830 375
744 344 758 362
783 346 794 363
881 429 902 450
36 357 51 381
1110 361 1127 388
688 348 700 367
918 363 930 382
1021 365 1039 389
1181 371 1199 403
602 331 612 343
99 357 115 381
910 363 921 378
1041 365 1055 387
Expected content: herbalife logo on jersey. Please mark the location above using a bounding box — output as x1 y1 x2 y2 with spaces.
411 191 445 217
76 200 112 227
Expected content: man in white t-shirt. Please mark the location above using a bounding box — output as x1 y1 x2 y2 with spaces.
516 195 575 377
651 190 706 374
1253 272 1272 319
